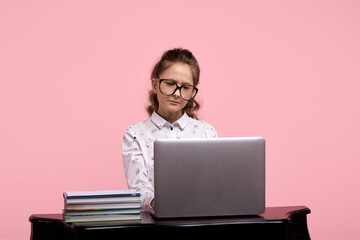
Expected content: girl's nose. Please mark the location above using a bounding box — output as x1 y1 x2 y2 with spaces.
173 88 181 97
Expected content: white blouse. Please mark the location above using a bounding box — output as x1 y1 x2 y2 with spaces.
122 112 217 211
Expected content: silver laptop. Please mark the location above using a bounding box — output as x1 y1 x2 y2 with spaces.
153 137 265 218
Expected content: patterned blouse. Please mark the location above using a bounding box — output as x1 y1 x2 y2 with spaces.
122 111 217 211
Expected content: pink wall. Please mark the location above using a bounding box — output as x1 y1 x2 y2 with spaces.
1 1 359 239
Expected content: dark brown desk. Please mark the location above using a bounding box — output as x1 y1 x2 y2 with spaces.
29 206 311 240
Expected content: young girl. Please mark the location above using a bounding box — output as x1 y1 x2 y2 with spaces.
122 48 217 211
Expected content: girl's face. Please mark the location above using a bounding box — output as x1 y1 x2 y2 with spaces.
152 62 194 121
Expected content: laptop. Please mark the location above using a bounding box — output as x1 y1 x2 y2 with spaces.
153 137 265 218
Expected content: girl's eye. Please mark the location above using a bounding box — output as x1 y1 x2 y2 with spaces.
165 81 176 86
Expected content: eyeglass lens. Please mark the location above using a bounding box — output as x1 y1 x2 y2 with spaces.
159 79 197 100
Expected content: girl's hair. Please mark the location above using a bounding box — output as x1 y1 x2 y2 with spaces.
147 48 201 119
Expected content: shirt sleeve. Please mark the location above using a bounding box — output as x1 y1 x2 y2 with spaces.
202 122 218 138
122 126 154 211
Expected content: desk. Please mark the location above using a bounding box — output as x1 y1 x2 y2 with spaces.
29 206 311 240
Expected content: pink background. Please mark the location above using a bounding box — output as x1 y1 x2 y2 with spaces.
1 1 359 239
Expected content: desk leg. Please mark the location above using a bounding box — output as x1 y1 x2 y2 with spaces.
287 214 311 240
30 221 73 240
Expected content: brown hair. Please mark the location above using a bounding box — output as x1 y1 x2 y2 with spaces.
147 48 201 119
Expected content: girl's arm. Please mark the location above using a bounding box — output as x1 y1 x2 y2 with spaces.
122 127 154 211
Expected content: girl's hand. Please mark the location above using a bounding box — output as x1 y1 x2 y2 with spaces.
151 199 155 209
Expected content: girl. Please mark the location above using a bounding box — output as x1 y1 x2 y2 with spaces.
122 48 217 211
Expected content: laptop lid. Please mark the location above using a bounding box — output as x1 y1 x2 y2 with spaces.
154 137 265 218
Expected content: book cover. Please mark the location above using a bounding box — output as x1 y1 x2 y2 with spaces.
65 196 141 205
63 190 140 199
63 209 141 216
64 214 141 223
65 202 141 211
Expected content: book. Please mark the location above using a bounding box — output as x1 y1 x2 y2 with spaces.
64 190 140 199
64 213 141 223
65 202 141 211
65 196 141 205
63 208 141 216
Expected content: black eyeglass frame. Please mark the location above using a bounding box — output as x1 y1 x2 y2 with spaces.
156 79 198 101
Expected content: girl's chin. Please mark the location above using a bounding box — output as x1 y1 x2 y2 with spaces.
159 106 184 115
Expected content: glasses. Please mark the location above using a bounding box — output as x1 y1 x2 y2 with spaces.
156 79 198 101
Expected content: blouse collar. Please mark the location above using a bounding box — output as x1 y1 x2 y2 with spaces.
150 111 190 130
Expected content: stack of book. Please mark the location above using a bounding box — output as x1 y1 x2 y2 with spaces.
63 190 142 223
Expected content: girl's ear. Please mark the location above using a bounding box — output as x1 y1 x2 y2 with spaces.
151 79 157 94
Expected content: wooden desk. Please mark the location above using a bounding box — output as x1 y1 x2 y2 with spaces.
29 206 311 240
